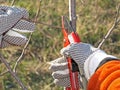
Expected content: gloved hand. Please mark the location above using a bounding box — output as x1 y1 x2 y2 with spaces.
49 56 71 87
49 42 117 88
49 43 97 87
60 42 116 79
60 43 96 70
0 6 35 48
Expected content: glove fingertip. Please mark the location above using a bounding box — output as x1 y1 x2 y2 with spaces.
54 79 59 85
13 22 35 32
60 45 71 56
3 30 27 46
12 6 29 18
54 78 71 87
21 8 29 18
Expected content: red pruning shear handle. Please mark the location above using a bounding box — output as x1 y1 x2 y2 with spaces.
62 16 81 90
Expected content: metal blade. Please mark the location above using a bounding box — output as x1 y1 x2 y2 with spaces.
63 16 75 35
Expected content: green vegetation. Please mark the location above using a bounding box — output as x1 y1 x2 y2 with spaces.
0 0 120 90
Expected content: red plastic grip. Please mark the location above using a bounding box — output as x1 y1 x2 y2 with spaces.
65 32 81 90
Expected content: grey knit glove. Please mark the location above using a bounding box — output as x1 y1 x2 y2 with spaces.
49 57 71 87
61 43 97 70
0 6 35 48
49 43 97 87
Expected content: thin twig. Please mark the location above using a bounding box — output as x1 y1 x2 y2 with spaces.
69 0 77 31
22 18 62 29
13 0 42 72
98 5 120 48
80 0 84 4
0 54 27 90
0 70 8 76
35 20 62 29
11 0 16 6
13 33 33 72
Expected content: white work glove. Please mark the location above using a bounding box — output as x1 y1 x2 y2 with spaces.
0 6 35 48
60 43 96 70
49 56 71 87
61 43 117 79
49 43 96 87
49 42 117 87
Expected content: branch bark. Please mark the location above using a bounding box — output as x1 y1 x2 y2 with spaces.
13 0 42 72
69 0 77 31
0 54 27 90
98 5 120 48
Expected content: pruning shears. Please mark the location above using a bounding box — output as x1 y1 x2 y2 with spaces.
61 16 81 90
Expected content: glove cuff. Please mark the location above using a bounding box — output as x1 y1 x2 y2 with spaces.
84 49 117 80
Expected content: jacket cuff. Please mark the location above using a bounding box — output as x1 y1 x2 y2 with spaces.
84 49 117 80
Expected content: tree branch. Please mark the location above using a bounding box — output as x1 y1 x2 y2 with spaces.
13 0 42 72
98 5 120 48
0 54 27 90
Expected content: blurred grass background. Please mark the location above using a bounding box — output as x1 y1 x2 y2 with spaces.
0 0 120 90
